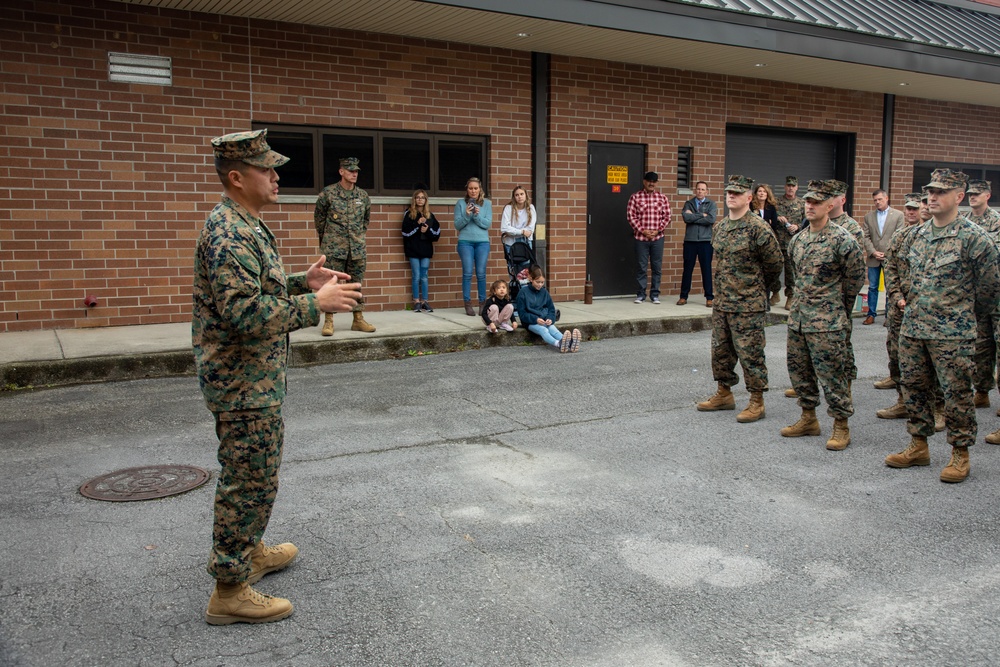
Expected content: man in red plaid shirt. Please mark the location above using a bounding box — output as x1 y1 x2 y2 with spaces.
627 171 672 304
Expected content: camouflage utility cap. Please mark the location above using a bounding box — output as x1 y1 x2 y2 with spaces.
340 157 361 171
828 180 848 197
725 174 754 193
904 193 922 208
803 179 838 201
925 168 968 191
921 188 929 203
785 176 798 186
967 179 992 194
211 129 289 168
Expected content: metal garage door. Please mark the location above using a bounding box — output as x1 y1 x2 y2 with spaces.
725 126 851 208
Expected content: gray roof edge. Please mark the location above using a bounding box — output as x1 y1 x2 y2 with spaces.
656 0 1000 56
927 0 1000 18
432 0 1000 83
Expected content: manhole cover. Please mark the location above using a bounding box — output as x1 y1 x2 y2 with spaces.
80 465 211 502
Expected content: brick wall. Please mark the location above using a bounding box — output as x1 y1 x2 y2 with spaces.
890 96 1000 200
0 0 992 332
548 59 885 300
0 0 531 332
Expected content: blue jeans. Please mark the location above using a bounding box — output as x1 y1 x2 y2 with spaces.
457 241 490 303
634 237 664 299
528 323 563 346
867 265 883 317
408 257 430 301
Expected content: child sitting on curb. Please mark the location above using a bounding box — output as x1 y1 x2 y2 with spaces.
515 265 581 352
481 280 519 333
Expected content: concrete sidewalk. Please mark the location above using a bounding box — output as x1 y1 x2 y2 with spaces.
0 295 755 389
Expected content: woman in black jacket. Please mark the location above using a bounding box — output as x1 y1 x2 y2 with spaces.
750 184 782 301
401 189 441 312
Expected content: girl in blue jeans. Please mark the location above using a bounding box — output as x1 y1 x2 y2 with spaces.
515 265 582 353
401 190 440 312
454 177 492 316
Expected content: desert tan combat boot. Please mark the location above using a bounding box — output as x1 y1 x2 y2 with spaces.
934 407 945 432
736 392 765 423
247 541 299 585
826 418 850 450
876 392 907 419
321 313 334 336
696 383 735 411
884 436 930 468
985 428 1000 445
351 311 376 332
780 408 820 437
783 296 792 310
205 581 293 625
873 376 896 389
940 446 970 483
974 390 990 408
784 388 797 398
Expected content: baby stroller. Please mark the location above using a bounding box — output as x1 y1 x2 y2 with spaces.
503 238 559 322
504 238 536 301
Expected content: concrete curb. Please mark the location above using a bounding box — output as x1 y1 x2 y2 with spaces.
0 312 786 391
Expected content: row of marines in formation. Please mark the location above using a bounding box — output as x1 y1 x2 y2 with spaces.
694 169 1000 485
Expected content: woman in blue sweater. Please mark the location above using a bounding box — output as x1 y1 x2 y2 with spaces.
516 265 581 353
454 177 492 316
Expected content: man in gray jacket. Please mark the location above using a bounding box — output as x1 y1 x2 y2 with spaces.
677 181 717 306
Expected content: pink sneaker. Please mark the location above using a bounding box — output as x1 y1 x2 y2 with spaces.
499 322 514 332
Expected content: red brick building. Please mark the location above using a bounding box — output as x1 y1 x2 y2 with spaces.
3 0 1000 331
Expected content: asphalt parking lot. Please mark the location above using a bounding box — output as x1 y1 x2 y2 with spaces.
3 322 1000 667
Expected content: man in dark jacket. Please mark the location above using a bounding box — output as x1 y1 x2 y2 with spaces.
677 180 717 306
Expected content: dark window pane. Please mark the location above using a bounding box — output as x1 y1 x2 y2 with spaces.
383 137 430 191
912 162 934 194
267 131 314 189
323 134 375 191
439 140 484 193
985 170 1000 205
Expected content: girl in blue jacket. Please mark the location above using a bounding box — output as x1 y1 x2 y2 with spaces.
515 265 581 353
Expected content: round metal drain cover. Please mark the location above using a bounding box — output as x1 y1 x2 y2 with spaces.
80 465 211 502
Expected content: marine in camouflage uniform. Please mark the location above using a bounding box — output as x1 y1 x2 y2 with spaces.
886 169 1000 483
781 180 865 450
314 157 375 334
964 179 1000 405
194 129 359 624
879 195 933 416
774 176 806 304
828 185 866 384
697 175 783 423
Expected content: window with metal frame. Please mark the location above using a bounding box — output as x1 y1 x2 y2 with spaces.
253 123 488 197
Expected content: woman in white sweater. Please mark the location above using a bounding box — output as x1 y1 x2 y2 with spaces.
500 185 537 247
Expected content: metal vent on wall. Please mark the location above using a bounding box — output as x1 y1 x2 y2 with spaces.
677 146 693 189
108 52 172 85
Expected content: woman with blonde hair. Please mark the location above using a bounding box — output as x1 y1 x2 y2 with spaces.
401 189 440 312
454 177 493 316
500 185 537 247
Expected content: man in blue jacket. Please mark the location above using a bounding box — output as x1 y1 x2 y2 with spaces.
677 181 717 306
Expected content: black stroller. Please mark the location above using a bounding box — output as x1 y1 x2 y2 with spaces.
503 238 536 301
503 239 558 323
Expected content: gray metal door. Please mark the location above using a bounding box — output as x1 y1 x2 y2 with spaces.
587 142 646 297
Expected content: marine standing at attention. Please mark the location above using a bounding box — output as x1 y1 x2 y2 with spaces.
697 175 783 423
314 157 376 336
884 169 1000 483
